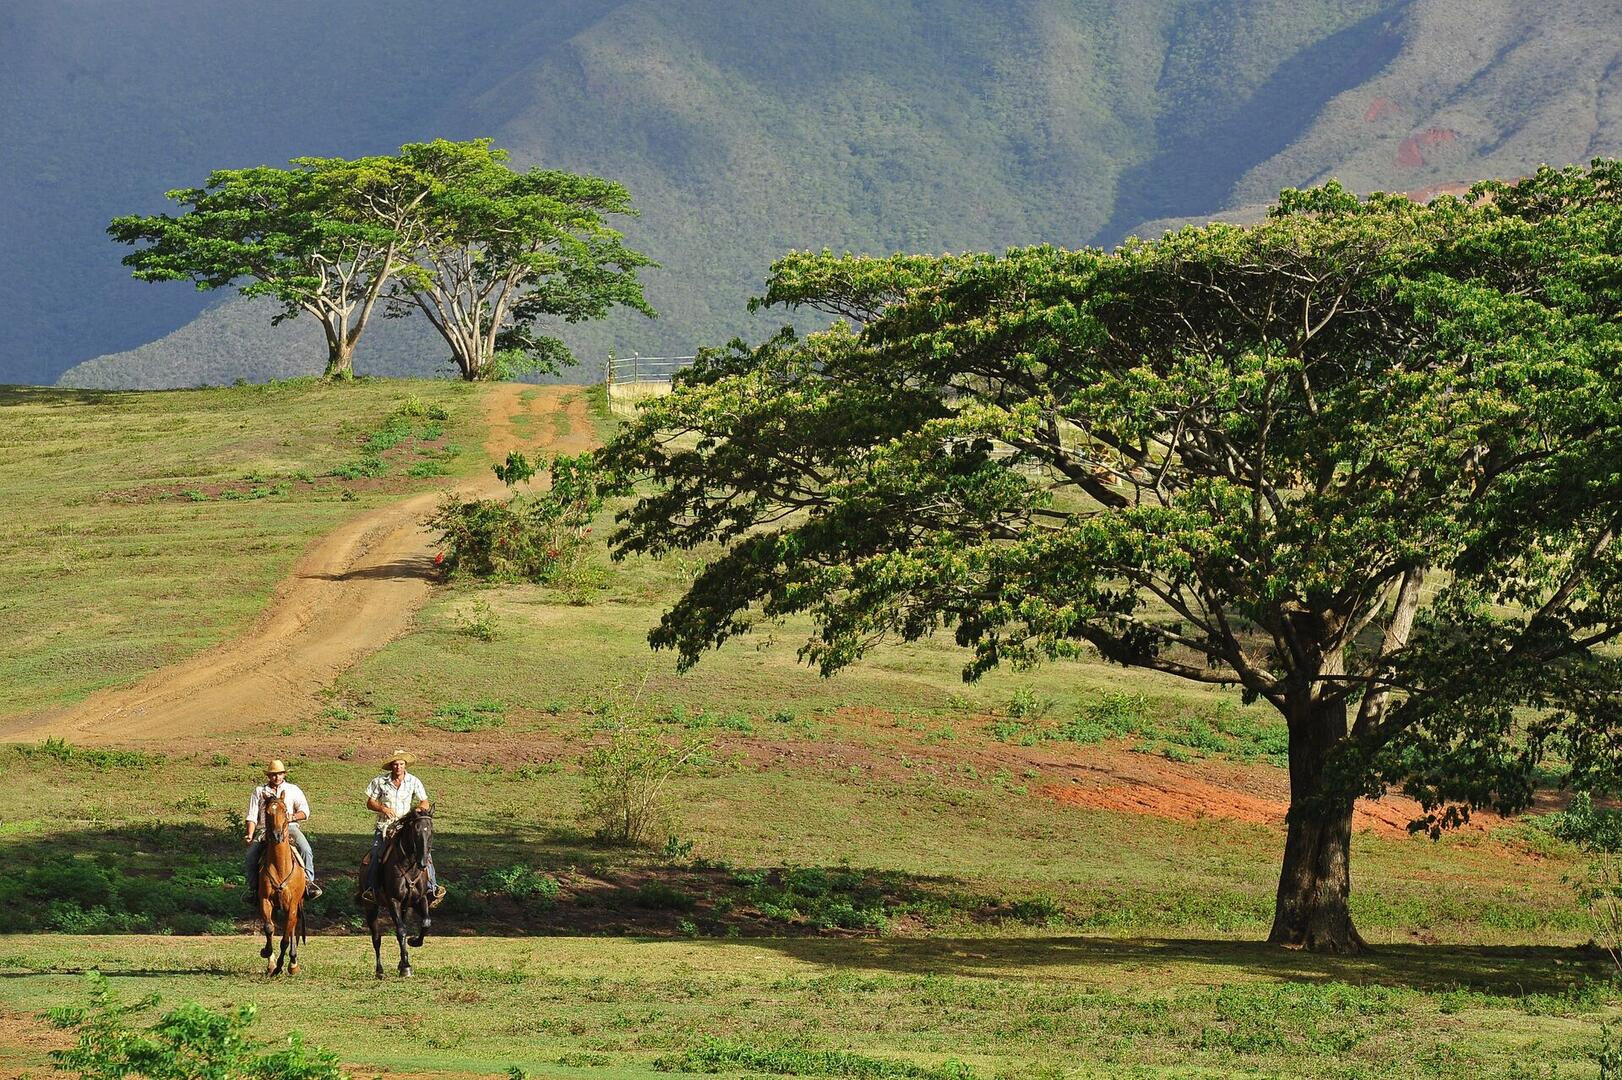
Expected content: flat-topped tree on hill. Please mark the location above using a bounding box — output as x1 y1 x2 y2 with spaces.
600 162 1622 953
388 139 656 381
109 154 432 380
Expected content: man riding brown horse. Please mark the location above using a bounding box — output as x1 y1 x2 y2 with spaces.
256 788 308 975
244 759 322 899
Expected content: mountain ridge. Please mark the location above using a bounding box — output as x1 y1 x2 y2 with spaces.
7 0 1618 389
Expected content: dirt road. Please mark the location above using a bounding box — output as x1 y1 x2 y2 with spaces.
0 384 596 744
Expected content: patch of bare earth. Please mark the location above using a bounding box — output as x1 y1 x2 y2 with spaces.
0 386 595 745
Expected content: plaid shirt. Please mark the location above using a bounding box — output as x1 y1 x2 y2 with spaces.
366 772 428 832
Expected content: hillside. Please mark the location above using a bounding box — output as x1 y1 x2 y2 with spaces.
1 383 1616 1078
15 0 1622 389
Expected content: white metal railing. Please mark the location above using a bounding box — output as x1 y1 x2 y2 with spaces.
607 354 696 385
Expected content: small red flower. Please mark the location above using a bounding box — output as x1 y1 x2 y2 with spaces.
434 552 445 566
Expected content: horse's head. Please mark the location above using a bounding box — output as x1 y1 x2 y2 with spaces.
402 807 433 869
262 794 291 843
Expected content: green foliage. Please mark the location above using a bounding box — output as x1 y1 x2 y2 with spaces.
1541 792 1622 853
47 972 345 1079
18 738 160 769
384 139 655 380
452 597 501 641
429 452 603 583
604 162 1622 945
656 1035 976 1079
732 866 980 933
478 866 561 910
425 700 505 732
578 722 709 846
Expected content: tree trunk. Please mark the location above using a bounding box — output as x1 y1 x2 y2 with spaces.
323 339 355 381
1268 695 1366 953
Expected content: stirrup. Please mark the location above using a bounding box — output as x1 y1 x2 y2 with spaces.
429 885 447 910
359 887 376 904
306 880 323 899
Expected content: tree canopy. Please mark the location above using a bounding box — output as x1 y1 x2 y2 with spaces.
110 140 652 381
599 160 1622 952
388 139 655 381
108 154 430 379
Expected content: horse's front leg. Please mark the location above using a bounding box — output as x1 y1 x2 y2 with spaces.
367 905 385 979
259 895 275 970
390 899 411 977
284 902 300 976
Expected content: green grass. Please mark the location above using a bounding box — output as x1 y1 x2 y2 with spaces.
4 381 1619 1077
4 934 1619 1079
0 379 481 715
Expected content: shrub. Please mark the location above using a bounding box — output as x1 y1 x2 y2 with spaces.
1545 792 1622 852
655 1036 977 1079
428 452 601 584
452 597 500 641
426 700 505 733
578 722 709 846
47 972 346 1079
479 865 561 909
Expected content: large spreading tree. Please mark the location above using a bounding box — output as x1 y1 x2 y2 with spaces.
111 139 652 382
388 139 655 381
600 161 1622 952
109 154 431 379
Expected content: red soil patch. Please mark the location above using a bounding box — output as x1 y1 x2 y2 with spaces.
1364 96 1400 122
1039 772 1487 838
1396 128 1459 168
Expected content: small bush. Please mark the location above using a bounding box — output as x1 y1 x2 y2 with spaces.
480 865 561 909
578 722 709 846
330 455 386 480
428 453 601 584
48 972 346 1079
1545 792 1622 852
19 738 159 769
426 700 505 733
452 597 500 641
655 1036 977 1079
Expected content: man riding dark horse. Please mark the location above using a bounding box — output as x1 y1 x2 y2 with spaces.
244 759 322 899
359 750 444 906
358 749 444 978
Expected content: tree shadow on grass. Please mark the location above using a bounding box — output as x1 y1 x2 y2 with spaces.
6 822 1608 995
0 386 137 408
700 934 1613 995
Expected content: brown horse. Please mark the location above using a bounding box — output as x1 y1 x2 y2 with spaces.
256 795 308 975
362 807 435 978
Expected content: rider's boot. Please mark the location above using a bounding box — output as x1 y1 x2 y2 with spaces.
306 877 324 899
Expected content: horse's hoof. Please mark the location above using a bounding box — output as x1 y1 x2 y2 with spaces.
400 967 412 978
260 946 272 959
408 935 425 948
375 969 385 980
288 964 299 975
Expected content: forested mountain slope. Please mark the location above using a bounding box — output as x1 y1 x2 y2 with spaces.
6 0 1618 389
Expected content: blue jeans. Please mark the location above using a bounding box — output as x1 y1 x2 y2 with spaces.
364 830 438 893
246 822 313 890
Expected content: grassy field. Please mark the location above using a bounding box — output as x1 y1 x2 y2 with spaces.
0 379 482 715
6 933 1617 1079
5 380 1622 1078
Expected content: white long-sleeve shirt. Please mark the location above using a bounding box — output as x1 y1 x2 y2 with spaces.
247 781 310 825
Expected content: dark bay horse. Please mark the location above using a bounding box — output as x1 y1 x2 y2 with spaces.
256 796 307 975
362 807 435 978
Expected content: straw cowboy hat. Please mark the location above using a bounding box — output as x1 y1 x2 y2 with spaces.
265 759 287 775
381 749 415 769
